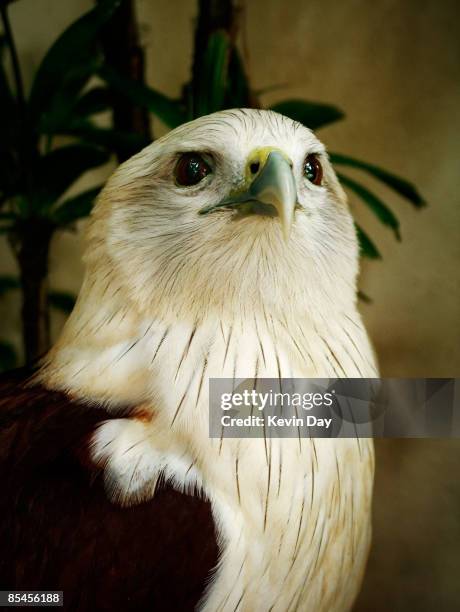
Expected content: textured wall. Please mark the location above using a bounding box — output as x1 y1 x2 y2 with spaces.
1 0 459 609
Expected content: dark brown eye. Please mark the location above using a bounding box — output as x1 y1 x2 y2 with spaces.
303 154 323 186
175 153 211 186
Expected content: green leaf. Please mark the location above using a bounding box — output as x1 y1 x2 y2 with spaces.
65 121 149 158
225 47 251 108
357 290 372 304
0 210 15 222
355 223 381 259
74 87 113 117
330 153 425 208
37 58 104 135
0 36 18 142
269 99 344 130
0 340 17 372
0 37 21 197
355 224 381 260
100 65 186 128
52 185 102 225
0 274 19 297
10 195 29 218
49 290 76 314
338 172 401 240
195 31 230 116
0 209 15 229
32 145 109 210
0 148 20 203
28 0 122 120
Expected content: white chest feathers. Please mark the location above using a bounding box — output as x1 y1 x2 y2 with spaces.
82 313 376 612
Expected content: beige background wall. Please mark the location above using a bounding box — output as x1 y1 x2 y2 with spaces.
1 0 459 609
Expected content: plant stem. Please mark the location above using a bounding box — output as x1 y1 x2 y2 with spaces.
192 0 235 113
16 221 53 364
0 3 25 112
98 0 151 161
1 1 35 201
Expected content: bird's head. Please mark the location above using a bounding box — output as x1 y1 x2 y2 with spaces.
84 109 359 322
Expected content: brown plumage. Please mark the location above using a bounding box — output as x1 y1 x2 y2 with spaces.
0 369 218 611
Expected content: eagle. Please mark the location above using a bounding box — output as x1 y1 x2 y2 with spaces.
0 109 377 611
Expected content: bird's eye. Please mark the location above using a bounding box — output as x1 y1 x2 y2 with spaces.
303 154 323 186
175 153 211 186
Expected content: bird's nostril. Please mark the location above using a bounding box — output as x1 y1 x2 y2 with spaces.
250 162 260 174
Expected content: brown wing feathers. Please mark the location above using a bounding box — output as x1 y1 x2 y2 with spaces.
0 370 218 611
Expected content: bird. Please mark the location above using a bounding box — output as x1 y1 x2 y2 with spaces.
0 109 378 611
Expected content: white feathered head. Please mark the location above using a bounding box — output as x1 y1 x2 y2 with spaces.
81 109 358 323
41 109 370 402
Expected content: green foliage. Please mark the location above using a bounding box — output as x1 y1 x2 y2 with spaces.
269 100 344 130
0 279 75 371
100 65 186 129
0 0 123 230
0 0 130 365
63 121 149 159
338 173 401 240
28 0 122 123
355 224 381 260
357 290 372 304
0 274 19 371
73 86 113 117
0 277 76 314
31 145 109 212
0 274 19 296
0 276 18 374
226 48 250 108
48 290 76 314
0 38 20 205
0 340 16 372
194 31 230 116
52 186 102 225
330 153 425 209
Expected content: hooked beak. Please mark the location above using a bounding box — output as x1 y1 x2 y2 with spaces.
200 150 297 240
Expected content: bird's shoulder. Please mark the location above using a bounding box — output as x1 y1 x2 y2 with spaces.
0 368 217 611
